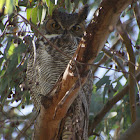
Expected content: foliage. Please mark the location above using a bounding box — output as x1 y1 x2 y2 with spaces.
0 0 139 139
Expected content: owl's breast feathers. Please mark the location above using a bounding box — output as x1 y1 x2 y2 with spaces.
27 33 79 111
37 34 80 61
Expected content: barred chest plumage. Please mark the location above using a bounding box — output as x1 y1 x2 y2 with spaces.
37 34 80 62
27 34 80 112
36 34 79 94
27 7 88 112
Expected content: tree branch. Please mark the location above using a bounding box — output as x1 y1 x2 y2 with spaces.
117 19 136 123
88 72 140 136
33 0 133 139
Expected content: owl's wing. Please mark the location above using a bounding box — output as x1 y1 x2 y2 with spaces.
27 50 42 112
61 71 93 139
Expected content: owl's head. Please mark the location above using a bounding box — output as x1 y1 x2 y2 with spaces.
45 5 88 37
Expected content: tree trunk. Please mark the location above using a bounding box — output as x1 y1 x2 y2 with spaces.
31 0 133 139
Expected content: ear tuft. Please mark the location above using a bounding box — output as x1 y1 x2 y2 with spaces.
52 9 59 19
78 4 89 22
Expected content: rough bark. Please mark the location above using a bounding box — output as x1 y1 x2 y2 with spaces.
33 0 133 139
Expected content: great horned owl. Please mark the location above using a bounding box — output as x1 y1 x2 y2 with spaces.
27 5 93 139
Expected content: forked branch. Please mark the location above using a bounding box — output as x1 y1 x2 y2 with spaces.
32 0 133 139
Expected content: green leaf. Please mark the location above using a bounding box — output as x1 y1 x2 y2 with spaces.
37 5 43 22
8 43 15 57
26 7 38 24
138 56 140 64
94 51 104 63
0 56 4 67
26 8 32 21
96 76 110 89
0 69 5 77
6 40 26 74
136 31 140 45
46 0 50 7
47 1 54 15
3 37 13 59
92 84 97 93
31 7 38 24
104 57 113 66
25 91 30 105
15 0 18 6
0 75 12 104
0 0 5 11
5 0 13 14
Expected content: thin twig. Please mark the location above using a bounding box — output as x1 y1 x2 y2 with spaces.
15 113 38 140
103 48 128 79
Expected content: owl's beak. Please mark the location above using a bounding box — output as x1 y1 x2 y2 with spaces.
63 29 68 35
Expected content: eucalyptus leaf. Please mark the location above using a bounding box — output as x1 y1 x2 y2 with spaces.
94 51 104 63
136 31 140 46
96 76 110 89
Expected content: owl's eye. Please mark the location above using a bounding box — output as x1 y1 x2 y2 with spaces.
52 22 61 30
71 24 81 31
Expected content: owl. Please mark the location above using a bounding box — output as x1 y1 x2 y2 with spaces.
27 5 93 140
